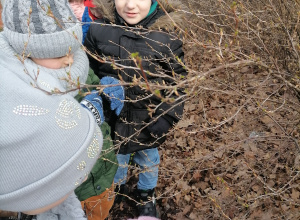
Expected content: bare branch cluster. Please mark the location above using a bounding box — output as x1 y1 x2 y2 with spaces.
7 0 300 219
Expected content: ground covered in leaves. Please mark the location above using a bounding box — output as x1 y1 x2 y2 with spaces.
1 1 299 219
108 43 300 220
108 0 300 219
109 59 299 220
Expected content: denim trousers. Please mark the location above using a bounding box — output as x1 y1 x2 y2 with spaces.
113 148 160 190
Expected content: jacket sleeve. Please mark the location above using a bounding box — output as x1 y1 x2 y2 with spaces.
151 38 187 130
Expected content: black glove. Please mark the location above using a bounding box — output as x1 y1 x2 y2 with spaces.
147 117 171 136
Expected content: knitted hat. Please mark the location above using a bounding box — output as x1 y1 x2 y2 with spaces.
2 0 82 58
0 95 103 212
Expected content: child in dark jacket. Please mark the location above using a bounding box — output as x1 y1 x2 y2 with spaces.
84 0 187 217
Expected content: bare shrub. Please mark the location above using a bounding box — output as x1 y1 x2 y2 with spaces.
153 1 300 219
71 1 300 219
3 0 299 219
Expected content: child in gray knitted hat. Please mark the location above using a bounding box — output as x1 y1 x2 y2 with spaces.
0 0 120 219
2 0 90 95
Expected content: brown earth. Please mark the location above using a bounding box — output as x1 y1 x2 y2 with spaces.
0 1 298 220
107 1 300 217
107 46 300 219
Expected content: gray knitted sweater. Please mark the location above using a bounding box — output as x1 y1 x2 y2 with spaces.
0 32 103 212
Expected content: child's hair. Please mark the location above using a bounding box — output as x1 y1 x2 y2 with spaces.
90 0 114 21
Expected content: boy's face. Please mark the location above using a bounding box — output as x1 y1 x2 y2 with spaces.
115 0 152 25
31 54 74 69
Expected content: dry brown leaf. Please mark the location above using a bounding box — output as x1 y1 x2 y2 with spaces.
184 195 191 202
182 205 192 215
178 119 193 128
251 184 261 192
177 180 191 192
189 212 198 220
244 151 256 159
192 170 202 181
291 189 300 200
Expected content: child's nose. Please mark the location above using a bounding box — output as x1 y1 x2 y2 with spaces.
126 0 136 9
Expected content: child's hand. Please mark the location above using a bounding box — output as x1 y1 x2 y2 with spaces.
100 77 124 115
147 117 171 136
81 91 105 126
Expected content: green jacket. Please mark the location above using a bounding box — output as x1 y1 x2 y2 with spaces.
75 69 118 201
75 68 100 102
